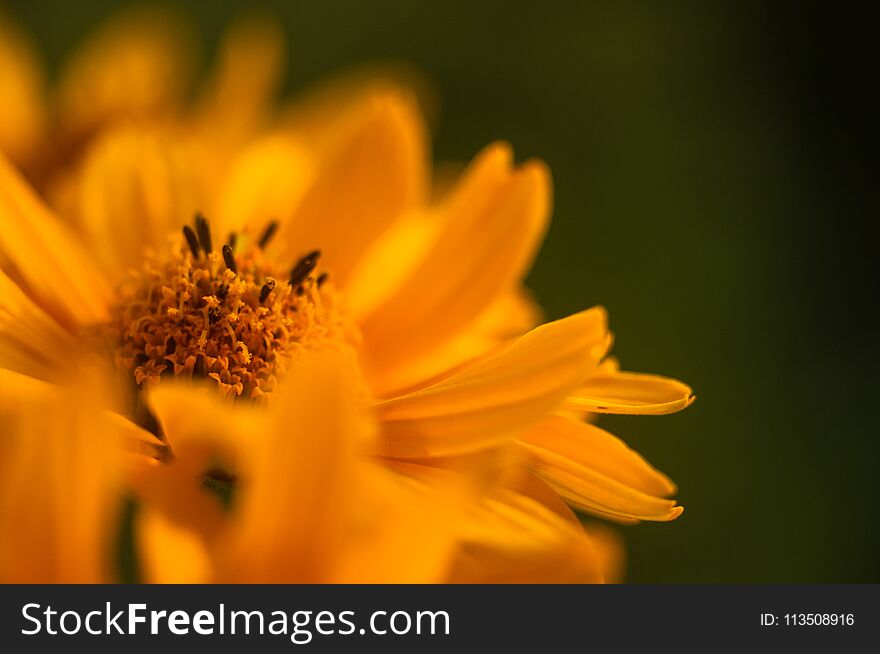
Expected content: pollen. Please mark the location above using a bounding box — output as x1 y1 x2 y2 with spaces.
110 216 357 399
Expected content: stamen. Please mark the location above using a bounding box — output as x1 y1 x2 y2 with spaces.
193 354 207 377
111 231 352 400
222 244 238 274
288 250 321 288
317 272 329 288
182 225 201 258
195 213 213 254
258 221 279 249
259 278 276 304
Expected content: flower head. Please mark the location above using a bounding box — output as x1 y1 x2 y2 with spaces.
0 10 694 583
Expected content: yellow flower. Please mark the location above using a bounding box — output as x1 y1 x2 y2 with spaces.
0 11 694 583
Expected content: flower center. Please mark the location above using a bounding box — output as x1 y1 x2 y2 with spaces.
109 214 355 400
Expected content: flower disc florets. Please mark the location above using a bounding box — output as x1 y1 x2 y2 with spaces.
110 215 354 399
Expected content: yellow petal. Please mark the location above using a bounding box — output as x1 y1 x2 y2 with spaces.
374 308 609 458
449 486 604 584
0 15 45 166
0 369 124 582
137 507 211 584
55 7 191 140
344 209 443 321
520 415 677 497
212 133 313 242
583 522 627 584
278 90 428 286
369 287 542 396
70 125 203 278
139 382 258 540
189 15 284 155
217 352 372 582
0 152 111 328
0 267 73 381
281 71 438 149
330 465 464 583
359 143 551 384
563 370 695 415
519 416 682 522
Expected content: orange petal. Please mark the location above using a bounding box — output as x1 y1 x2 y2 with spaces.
189 15 284 155
360 143 551 384
139 382 258 539
216 352 371 582
212 133 313 242
369 287 543 397
519 416 682 522
55 7 191 140
137 507 212 584
330 465 465 583
278 90 428 286
563 370 695 415
448 486 604 584
70 126 203 278
0 267 73 381
521 415 677 497
374 308 609 458
0 152 111 328
0 368 124 582
583 522 627 584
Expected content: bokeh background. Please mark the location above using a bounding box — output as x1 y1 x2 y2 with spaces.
3 0 876 582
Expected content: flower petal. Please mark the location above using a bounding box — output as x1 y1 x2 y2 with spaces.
519 416 682 522
189 16 284 156
279 90 428 286
449 486 604 584
0 267 73 381
217 352 372 582
212 133 313 242
0 152 111 328
330 465 465 583
359 142 551 387
374 308 609 458
137 507 212 584
0 368 124 582
139 382 258 540
55 7 191 140
369 287 543 396
583 522 626 584
69 126 203 278
563 370 695 415
520 415 677 497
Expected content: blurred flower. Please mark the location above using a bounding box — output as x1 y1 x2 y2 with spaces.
0 9 693 583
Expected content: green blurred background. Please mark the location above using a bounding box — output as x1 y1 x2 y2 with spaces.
4 0 877 582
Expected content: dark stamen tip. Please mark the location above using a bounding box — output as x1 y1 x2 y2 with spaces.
258 221 279 249
316 272 328 288
182 225 201 258
217 284 229 300
193 354 207 377
195 212 213 254
288 250 321 288
259 277 276 304
222 244 238 274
